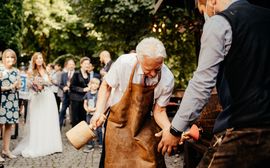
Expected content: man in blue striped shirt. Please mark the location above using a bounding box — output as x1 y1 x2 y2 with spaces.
158 0 270 167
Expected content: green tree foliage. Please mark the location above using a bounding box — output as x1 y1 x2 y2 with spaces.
22 0 99 63
0 0 23 54
1 0 201 89
74 0 200 89
22 0 78 61
71 0 155 58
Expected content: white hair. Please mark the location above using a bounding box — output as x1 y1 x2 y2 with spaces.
99 50 111 58
136 37 167 59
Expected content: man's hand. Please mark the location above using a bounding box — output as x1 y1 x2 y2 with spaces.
90 113 106 129
63 86 69 92
83 87 91 92
156 129 180 156
100 69 107 77
87 107 96 113
179 125 200 144
67 81 70 87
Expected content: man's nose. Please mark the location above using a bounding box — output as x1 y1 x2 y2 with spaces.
149 70 157 78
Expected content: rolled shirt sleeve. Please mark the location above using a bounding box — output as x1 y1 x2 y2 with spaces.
104 58 121 89
172 15 232 132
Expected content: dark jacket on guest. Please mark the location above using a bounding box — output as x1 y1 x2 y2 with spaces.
69 70 89 101
59 72 70 95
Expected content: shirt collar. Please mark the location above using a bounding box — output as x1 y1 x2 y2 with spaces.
136 62 162 83
137 63 144 75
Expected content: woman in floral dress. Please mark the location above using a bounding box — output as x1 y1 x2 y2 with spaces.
0 49 20 161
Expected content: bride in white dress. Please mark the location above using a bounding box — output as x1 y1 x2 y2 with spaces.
12 52 62 157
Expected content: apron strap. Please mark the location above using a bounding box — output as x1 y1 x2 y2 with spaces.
151 70 162 87
127 61 138 90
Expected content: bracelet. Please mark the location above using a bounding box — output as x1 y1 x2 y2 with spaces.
170 126 183 137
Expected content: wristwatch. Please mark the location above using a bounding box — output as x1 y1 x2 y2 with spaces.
170 126 183 137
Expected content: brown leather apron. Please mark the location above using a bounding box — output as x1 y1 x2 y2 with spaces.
101 62 166 168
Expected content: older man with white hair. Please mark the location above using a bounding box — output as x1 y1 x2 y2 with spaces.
91 37 174 168
159 0 270 167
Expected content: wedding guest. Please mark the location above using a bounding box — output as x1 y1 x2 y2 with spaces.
0 49 20 161
99 50 113 79
69 57 91 127
18 65 30 124
51 63 62 111
12 52 62 157
59 59 75 129
83 78 101 153
159 0 270 167
88 63 100 80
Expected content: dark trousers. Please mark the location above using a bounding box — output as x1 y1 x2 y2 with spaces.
70 100 86 127
59 94 70 129
96 126 103 146
99 111 110 168
198 127 270 168
86 113 94 146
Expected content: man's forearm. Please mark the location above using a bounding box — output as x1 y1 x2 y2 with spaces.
153 104 171 130
95 80 111 114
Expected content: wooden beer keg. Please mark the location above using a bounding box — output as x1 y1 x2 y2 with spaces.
66 121 96 150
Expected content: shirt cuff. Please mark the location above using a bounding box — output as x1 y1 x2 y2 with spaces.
171 117 190 132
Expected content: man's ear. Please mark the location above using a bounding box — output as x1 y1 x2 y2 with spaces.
198 0 207 14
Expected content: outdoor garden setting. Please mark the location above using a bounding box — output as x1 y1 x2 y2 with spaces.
1 0 270 168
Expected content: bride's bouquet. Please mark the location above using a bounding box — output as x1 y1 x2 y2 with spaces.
31 76 45 93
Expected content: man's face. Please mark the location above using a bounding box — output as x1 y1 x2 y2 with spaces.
55 65 61 71
198 0 207 13
99 54 104 64
88 63 94 72
67 60 75 71
198 0 215 17
140 56 163 78
206 0 216 16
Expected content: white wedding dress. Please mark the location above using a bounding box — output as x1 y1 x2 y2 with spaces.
12 74 63 157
